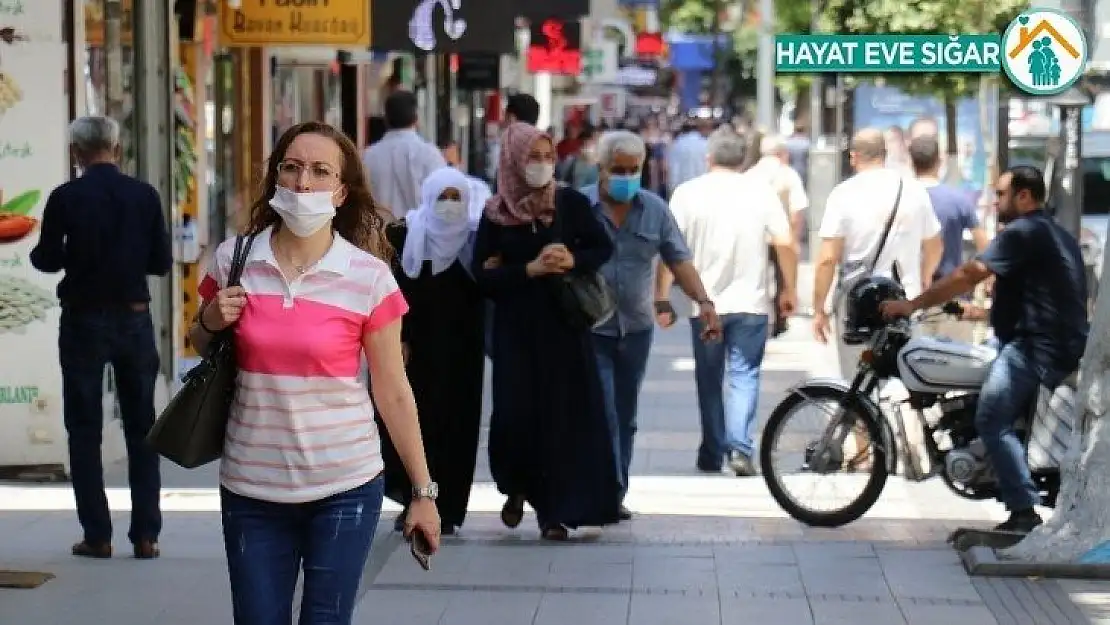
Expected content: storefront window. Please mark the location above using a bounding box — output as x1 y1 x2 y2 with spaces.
82 0 138 175
271 62 344 141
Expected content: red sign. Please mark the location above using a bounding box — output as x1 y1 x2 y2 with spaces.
635 32 665 57
527 18 582 75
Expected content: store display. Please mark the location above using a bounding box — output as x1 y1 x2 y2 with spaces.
173 66 197 207
0 274 57 334
0 73 23 114
0 190 42 244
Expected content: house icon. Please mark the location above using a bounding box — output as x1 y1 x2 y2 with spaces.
1008 19 1081 59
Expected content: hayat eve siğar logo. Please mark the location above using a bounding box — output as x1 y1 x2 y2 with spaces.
409 0 467 52
1001 8 1088 95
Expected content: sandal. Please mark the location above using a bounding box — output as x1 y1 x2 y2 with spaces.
72 540 112 559
500 495 525 528
541 524 569 541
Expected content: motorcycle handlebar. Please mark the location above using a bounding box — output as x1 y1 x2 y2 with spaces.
941 301 964 317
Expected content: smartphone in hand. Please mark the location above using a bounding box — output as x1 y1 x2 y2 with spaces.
410 529 432 571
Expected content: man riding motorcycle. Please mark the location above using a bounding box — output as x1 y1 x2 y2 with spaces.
879 165 1088 533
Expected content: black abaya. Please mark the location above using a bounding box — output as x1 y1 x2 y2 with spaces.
378 222 485 529
471 186 621 529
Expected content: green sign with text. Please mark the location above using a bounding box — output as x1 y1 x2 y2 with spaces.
0 385 38 404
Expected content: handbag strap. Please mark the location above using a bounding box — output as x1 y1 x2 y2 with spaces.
865 178 904 275
226 232 258 288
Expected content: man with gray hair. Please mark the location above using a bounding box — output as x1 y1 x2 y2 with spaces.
581 130 720 519
30 115 171 560
657 130 798 477
813 128 943 378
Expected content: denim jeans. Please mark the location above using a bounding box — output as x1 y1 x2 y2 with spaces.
58 308 162 545
592 328 654 499
975 341 1067 512
221 476 384 625
690 313 769 468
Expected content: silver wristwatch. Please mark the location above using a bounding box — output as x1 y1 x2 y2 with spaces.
412 482 439 500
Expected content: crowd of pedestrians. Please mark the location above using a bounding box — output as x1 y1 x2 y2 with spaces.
32 86 1029 623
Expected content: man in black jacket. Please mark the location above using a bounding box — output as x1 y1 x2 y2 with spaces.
31 116 172 559
881 166 1088 533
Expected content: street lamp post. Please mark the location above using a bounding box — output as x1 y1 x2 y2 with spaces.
1046 87 1091 238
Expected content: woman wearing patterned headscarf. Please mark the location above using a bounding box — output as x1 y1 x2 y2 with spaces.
379 166 486 536
473 122 621 541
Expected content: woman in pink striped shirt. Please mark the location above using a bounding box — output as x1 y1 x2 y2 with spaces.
189 122 440 625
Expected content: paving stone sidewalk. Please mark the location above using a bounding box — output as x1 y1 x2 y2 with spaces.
1 315 1107 624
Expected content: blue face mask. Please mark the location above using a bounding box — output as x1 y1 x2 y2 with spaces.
607 174 641 203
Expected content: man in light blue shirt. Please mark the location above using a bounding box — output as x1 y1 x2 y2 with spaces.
666 118 712 196
582 130 720 520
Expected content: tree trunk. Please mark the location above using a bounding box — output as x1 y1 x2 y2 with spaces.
1001 232 1110 562
943 95 960 184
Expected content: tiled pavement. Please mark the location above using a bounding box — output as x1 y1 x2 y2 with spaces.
2 312 1108 624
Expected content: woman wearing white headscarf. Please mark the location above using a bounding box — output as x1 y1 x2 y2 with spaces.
379 167 485 535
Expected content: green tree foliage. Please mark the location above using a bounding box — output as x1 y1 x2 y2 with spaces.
659 0 816 96
821 0 1028 99
659 0 716 34
660 0 1028 119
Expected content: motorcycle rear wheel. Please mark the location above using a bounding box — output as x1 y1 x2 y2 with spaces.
760 385 890 528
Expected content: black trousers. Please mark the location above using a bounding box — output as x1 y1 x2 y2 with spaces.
59 307 162 545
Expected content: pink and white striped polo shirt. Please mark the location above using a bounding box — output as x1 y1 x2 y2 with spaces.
198 226 408 504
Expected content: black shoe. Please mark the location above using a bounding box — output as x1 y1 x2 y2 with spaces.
618 505 633 521
994 509 1043 533
696 458 723 474
501 495 525 528
71 540 112 559
133 539 160 560
728 451 758 477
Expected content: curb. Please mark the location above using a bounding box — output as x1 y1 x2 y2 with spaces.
961 546 1110 579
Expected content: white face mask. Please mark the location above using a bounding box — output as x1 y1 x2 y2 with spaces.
523 162 554 188
433 199 467 222
269 186 337 237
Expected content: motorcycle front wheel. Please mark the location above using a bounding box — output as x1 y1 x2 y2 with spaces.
759 384 890 528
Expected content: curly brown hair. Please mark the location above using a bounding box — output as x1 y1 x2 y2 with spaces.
245 121 393 262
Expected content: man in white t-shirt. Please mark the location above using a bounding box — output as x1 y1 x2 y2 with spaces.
656 130 798 477
748 133 808 245
748 133 809 337
813 128 943 379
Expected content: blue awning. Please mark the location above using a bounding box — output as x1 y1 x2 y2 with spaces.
665 32 731 71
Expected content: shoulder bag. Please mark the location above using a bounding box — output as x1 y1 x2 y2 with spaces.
548 191 617 330
834 178 904 304
146 233 257 469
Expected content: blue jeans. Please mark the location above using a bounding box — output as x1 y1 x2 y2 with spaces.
593 328 654 500
58 308 162 545
975 341 1066 512
691 313 768 468
221 477 384 625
